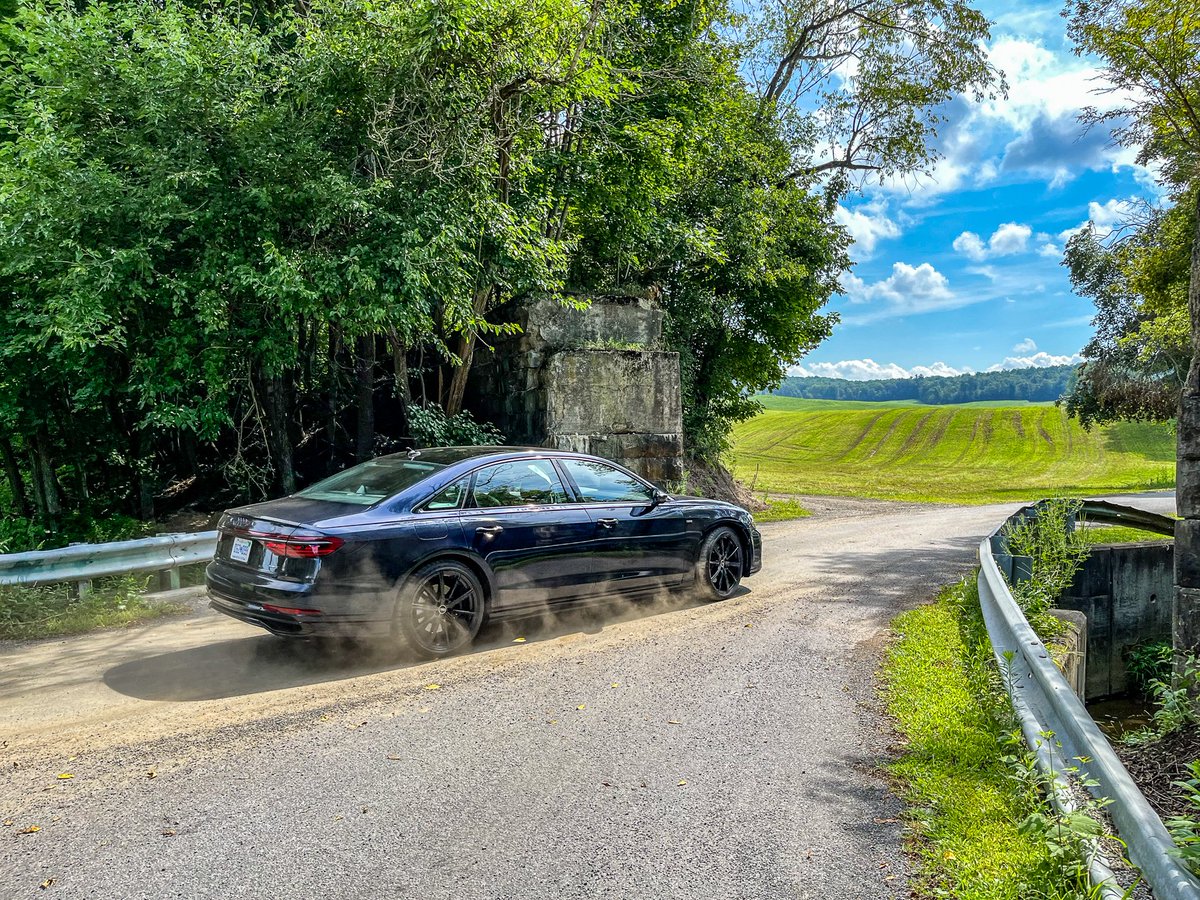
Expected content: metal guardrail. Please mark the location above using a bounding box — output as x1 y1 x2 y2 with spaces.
0 531 218 590
979 499 1200 899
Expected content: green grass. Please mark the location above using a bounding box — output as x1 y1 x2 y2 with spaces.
729 399 1175 504
883 582 1085 899
752 497 811 523
1081 524 1174 545
0 576 187 641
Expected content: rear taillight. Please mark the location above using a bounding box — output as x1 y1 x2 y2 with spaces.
261 603 323 617
261 536 345 558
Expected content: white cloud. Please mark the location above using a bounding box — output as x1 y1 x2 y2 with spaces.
953 222 1033 260
1013 337 1038 353
788 359 973 380
1038 242 1062 258
839 261 983 324
1088 198 1137 230
876 35 1152 201
986 351 1084 371
787 352 1083 381
953 231 987 261
834 202 902 257
989 223 1032 255
1058 197 1141 242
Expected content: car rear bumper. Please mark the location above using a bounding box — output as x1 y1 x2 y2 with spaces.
206 563 390 638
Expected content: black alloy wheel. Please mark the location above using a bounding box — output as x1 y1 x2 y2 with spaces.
696 526 744 601
396 560 486 658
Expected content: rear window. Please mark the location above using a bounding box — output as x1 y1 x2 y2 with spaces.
295 459 443 506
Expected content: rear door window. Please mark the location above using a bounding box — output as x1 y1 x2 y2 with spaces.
559 459 655 504
422 477 470 511
470 460 570 508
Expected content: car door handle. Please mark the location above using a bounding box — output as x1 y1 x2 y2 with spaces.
596 518 618 529
476 525 504 536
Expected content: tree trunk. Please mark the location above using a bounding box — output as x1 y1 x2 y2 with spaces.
128 425 155 521
0 434 30 517
386 328 412 441
324 323 346 472
27 446 45 520
355 334 376 462
445 285 493 416
31 426 62 528
262 372 296 496
1174 186 1200 666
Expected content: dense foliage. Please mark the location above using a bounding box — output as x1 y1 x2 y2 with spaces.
773 365 1077 404
0 0 999 548
1061 193 1194 427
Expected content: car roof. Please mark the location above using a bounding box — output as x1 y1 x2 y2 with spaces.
378 446 557 466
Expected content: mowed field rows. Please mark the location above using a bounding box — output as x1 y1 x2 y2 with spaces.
728 397 1176 504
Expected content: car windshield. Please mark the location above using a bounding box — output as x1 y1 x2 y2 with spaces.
294 459 444 506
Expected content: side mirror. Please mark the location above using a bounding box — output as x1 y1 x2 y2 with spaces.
650 489 669 507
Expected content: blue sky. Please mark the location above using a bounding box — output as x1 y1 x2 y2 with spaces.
792 0 1159 381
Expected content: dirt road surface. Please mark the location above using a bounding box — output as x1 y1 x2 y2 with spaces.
0 495 1175 899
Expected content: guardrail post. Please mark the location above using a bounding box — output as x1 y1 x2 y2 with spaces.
156 568 181 593
1012 555 1033 585
67 543 92 600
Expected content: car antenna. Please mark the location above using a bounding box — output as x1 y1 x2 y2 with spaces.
406 447 421 459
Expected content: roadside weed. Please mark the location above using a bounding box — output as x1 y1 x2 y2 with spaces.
0 575 185 640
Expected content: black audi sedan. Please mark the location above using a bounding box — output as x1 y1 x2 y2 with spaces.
206 447 761 658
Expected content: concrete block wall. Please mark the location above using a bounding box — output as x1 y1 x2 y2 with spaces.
469 295 684 485
1060 541 1174 699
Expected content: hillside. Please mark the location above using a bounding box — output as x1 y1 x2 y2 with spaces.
728 399 1174 504
774 365 1076 405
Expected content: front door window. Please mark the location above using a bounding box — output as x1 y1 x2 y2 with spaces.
559 459 655 504
471 459 569 507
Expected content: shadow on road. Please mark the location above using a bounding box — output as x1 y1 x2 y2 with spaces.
101 589 733 702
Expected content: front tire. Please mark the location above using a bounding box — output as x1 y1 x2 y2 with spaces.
694 526 744 601
395 560 486 659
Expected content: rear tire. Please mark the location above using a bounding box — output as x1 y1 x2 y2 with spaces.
694 526 744 601
395 560 486 659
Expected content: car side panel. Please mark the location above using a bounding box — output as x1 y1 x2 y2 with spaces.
577 501 694 591
459 505 598 611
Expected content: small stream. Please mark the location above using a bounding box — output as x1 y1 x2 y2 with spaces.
1089 694 1154 740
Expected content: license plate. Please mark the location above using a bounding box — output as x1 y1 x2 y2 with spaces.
230 537 253 563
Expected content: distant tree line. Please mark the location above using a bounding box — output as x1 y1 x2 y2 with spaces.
773 366 1079 405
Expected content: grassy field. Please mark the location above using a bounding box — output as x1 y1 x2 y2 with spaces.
730 398 1175 505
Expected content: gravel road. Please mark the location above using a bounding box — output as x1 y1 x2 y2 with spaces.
0 494 1175 899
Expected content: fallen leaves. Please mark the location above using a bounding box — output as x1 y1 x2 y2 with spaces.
17 825 41 834
39 878 55 889
576 704 586 710
423 684 441 691
386 754 403 761
677 779 688 786
512 637 526 643
161 829 177 837
55 773 73 781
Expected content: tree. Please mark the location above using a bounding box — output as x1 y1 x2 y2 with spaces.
748 0 1003 189
1061 198 1192 427
1066 0 1200 655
